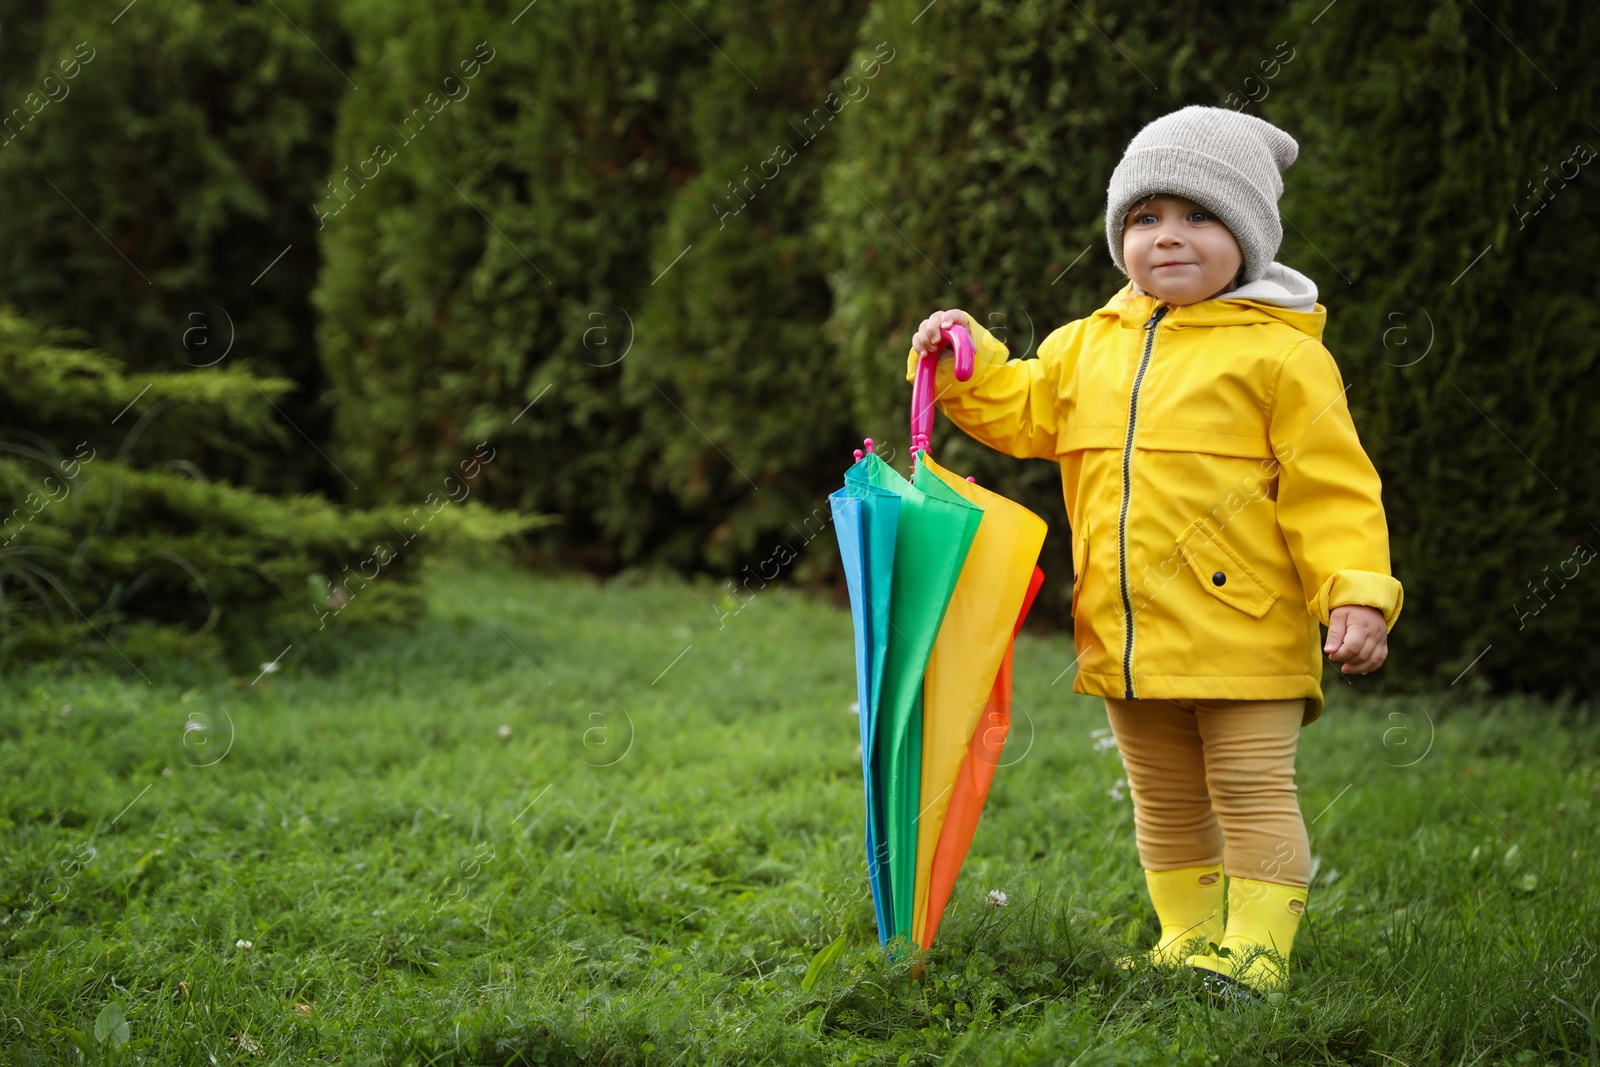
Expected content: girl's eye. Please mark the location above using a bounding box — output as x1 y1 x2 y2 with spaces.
1134 213 1157 225
1188 211 1211 223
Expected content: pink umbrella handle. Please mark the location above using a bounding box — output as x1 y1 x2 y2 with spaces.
911 323 975 459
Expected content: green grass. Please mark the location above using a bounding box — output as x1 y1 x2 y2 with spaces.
2 554 1597 1065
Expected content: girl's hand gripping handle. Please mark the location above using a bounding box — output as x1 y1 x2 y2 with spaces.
911 321 975 457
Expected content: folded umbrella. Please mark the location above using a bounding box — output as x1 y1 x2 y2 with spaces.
831 322 1048 950
899 324 1049 948
830 322 976 946
848 447 982 942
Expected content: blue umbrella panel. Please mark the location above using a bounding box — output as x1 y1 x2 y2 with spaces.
829 477 900 943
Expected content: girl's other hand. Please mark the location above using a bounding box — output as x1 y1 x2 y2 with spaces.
1325 605 1389 674
912 308 972 359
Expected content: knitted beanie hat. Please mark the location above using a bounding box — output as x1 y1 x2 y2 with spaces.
1105 105 1299 284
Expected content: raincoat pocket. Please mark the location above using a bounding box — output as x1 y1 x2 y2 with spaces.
1175 517 1278 619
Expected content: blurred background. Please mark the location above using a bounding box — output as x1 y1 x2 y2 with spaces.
0 0 1595 704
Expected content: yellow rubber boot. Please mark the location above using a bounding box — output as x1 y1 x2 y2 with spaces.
1116 864 1224 969
1186 877 1307 994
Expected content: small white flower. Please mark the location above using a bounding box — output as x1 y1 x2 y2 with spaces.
497 724 513 741
235 939 252 951
1108 777 1127 803
258 661 281 675
985 889 1008 907
848 701 860 715
1090 728 1119 754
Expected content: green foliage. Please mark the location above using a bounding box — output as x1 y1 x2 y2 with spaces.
1 561 1596 1062
2 0 1589 702
314 0 874 576
314 0 715 568
625 1 869 571
0 0 352 493
50 998 133 1065
0 308 548 672
802 933 850 991
1259 0 1600 699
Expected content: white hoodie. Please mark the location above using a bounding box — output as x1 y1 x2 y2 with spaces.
1218 261 1320 312
1132 261 1321 313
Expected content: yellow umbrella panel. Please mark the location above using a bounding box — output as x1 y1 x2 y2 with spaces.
908 450 1048 946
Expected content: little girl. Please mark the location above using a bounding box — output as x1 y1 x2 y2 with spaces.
906 106 1403 995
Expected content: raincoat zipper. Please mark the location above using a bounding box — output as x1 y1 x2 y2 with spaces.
1119 304 1170 698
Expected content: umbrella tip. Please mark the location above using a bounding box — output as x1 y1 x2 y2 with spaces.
967 475 976 483
864 437 875 453
853 449 863 461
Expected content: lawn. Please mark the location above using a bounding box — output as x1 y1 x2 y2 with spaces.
2 554 1597 1065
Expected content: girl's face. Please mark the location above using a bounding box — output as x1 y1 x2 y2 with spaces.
1122 194 1244 305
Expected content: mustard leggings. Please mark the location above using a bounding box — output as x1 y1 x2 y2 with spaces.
1102 696 1311 888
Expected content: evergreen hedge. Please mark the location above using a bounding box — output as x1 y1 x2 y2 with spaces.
1260 0 1600 700
0 0 353 495
0 308 547 672
8 0 1583 699
315 0 881 576
314 0 716 568
624 0 872 571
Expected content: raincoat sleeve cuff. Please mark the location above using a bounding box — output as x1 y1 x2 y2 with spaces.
905 319 1011 387
1312 569 1403 632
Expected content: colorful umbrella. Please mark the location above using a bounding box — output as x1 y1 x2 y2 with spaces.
832 323 1050 949
841 445 981 941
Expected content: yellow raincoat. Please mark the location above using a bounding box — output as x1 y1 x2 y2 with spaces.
906 283 1403 725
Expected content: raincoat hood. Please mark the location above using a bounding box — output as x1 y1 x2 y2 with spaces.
1218 261 1319 312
